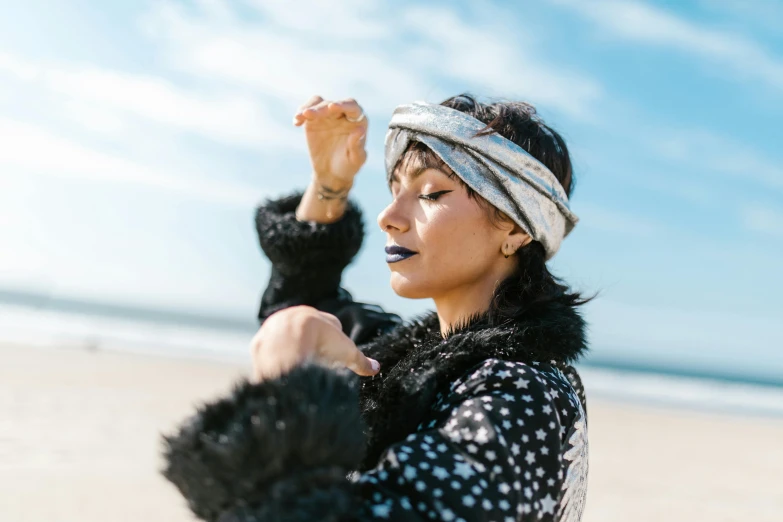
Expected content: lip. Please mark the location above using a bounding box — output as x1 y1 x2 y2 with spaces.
385 245 418 264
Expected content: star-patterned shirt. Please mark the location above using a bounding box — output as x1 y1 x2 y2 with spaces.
351 358 588 521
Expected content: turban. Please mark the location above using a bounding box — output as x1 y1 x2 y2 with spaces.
385 102 578 260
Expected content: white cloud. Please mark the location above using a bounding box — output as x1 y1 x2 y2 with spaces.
143 0 601 118
0 118 265 206
551 0 783 89
46 67 295 148
0 51 298 150
245 0 392 40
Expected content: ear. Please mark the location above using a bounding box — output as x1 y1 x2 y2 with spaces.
500 224 532 257
506 224 532 250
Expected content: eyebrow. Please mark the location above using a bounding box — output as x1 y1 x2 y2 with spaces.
388 167 425 185
388 166 453 186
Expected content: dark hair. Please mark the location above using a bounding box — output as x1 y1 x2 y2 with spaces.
392 93 593 322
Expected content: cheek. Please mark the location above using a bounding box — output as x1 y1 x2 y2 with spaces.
389 203 499 298
421 202 497 262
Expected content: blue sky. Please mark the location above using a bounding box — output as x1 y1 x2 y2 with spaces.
1 0 781 375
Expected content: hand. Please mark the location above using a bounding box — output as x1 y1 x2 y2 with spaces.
250 306 380 383
293 96 368 187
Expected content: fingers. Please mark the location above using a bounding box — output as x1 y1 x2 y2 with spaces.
293 96 367 127
315 322 380 377
348 350 381 377
330 98 364 122
294 95 323 126
318 311 344 332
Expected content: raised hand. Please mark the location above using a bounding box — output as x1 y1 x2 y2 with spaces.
294 96 369 187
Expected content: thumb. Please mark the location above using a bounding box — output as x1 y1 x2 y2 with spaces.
347 351 381 377
314 320 380 377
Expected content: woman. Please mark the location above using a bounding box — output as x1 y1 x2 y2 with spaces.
162 94 591 522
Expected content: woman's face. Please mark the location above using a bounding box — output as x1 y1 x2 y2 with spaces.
377 167 517 300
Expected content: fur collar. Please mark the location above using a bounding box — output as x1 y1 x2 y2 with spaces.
357 298 587 470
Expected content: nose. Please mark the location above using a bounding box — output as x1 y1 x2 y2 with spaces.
377 198 409 234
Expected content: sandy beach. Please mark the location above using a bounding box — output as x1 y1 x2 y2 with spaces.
2 343 781 522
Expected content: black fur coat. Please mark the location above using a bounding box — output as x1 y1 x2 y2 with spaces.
162 193 590 522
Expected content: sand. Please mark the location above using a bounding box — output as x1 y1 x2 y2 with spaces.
1 343 781 522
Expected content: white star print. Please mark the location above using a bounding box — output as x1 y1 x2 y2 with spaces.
432 466 449 480
539 493 557 514
453 462 475 480
349 359 589 522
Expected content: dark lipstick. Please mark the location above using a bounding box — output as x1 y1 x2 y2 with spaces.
385 245 417 264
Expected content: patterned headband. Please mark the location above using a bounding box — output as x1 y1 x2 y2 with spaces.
385 102 579 260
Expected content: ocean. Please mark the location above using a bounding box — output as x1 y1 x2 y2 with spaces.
2 295 782 418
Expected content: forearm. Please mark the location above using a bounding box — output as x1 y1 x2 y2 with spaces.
255 191 365 322
295 178 355 223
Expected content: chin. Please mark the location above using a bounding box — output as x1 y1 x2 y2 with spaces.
389 272 433 300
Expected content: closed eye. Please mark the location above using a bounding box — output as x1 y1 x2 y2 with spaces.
418 190 453 201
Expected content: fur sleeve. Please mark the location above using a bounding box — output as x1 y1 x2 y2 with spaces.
255 191 364 321
161 364 367 522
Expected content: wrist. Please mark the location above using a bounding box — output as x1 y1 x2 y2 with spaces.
312 175 354 195
295 181 351 223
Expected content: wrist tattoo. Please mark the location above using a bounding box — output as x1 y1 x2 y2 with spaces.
316 182 350 202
